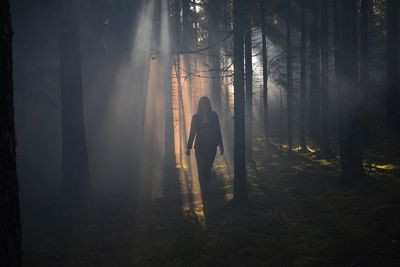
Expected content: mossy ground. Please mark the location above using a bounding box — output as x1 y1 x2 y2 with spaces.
22 136 400 267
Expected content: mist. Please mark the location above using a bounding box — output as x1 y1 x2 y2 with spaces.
1 0 400 266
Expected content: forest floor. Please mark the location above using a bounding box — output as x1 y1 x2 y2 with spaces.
22 135 400 267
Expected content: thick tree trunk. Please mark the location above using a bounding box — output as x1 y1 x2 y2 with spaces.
385 0 399 131
338 0 364 181
245 1 253 160
260 1 269 150
320 0 331 156
59 2 90 192
0 0 22 265
300 0 307 150
233 0 247 202
286 0 293 153
309 0 321 145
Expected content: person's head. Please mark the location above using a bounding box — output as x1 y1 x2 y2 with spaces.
197 96 212 115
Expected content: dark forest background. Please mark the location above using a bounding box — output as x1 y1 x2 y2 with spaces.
1 0 400 266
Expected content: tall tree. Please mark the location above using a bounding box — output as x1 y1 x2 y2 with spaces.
182 0 191 48
338 0 364 181
260 0 270 150
0 0 22 265
299 0 307 150
333 0 345 172
59 1 90 192
245 0 253 160
320 0 331 156
162 0 176 175
208 0 222 112
360 0 371 143
385 0 399 131
286 0 293 153
309 0 321 146
182 0 193 107
233 0 247 201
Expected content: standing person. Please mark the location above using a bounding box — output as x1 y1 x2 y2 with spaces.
186 97 224 195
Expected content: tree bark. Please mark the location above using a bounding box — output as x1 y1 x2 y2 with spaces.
309 0 321 146
245 0 253 160
360 0 371 143
338 0 364 181
320 0 331 156
260 0 270 150
208 0 222 112
385 0 399 131
286 0 293 153
0 0 22 265
300 0 307 150
333 0 345 173
182 0 193 107
163 0 176 175
233 0 247 202
59 1 90 192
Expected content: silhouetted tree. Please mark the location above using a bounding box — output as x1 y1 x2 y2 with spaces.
360 0 371 144
182 0 193 105
245 0 254 160
385 0 399 131
300 0 307 150
287 0 293 154
182 0 192 48
320 0 331 156
233 0 247 202
260 0 270 150
59 1 90 192
338 0 364 181
208 0 222 112
309 0 321 146
163 0 176 175
0 0 22 265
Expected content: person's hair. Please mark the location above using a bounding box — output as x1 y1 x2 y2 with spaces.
197 96 212 116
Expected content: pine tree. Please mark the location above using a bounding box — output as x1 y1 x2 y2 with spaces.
233 0 247 202
0 0 22 265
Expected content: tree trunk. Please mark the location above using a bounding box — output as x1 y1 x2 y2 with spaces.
338 0 364 181
182 0 191 48
260 0 270 150
59 1 90 192
174 0 182 47
163 0 176 175
309 0 321 146
208 0 222 112
0 0 22 265
333 0 345 173
286 0 293 154
182 0 193 107
320 0 331 156
300 0 307 150
233 0 247 202
385 0 399 131
245 1 253 160
360 0 371 143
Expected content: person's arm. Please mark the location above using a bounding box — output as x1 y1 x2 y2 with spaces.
215 113 224 155
186 115 196 155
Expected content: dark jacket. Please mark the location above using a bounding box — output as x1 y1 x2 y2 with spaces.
187 111 223 150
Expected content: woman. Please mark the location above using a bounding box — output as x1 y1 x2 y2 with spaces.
186 97 224 195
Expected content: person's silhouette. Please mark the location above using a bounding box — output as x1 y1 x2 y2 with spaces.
186 96 223 196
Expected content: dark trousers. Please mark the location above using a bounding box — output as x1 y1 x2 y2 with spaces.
195 146 217 195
